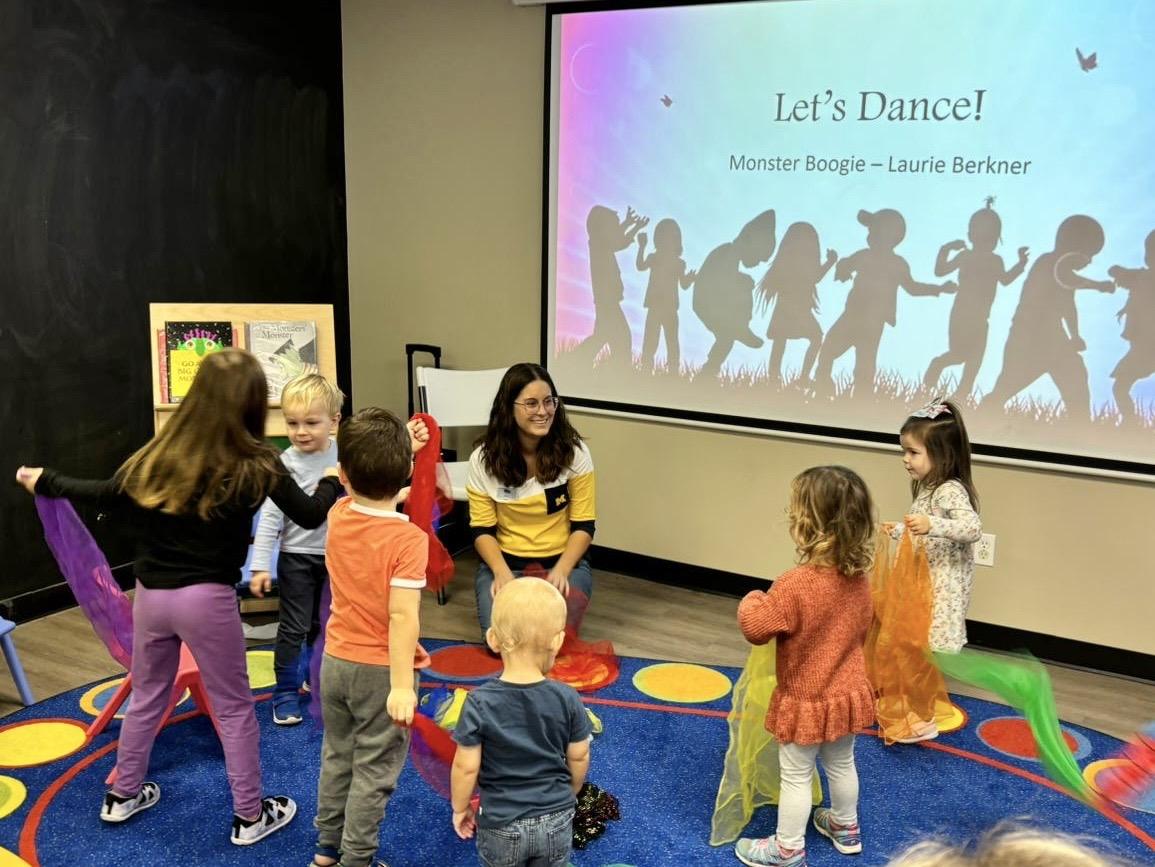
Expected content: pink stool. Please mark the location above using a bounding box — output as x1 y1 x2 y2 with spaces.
88 644 224 786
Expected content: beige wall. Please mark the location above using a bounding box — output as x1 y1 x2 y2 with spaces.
342 0 1155 655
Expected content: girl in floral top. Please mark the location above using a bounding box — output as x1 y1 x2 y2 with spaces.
734 466 876 867
887 399 982 742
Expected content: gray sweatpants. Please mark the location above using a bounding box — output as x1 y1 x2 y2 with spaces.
315 654 412 867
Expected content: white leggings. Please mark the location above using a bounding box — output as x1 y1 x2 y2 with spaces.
776 734 859 849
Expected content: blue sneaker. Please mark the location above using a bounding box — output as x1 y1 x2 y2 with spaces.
734 836 807 866
271 693 302 726
813 807 862 854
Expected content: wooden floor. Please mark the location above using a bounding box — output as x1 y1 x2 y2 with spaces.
3 557 1153 741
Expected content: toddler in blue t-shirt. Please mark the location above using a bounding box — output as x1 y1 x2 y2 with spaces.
451 579 592 867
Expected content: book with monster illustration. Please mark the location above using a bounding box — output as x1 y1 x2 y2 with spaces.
164 321 235 401
245 320 319 402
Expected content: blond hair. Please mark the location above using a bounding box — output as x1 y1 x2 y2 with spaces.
788 465 876 577
280 373 343 416
118 348 281 518
888 826 1136 867
489 579 567 654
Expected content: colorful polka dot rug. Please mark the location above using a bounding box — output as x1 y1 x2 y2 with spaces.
0 639 1151 866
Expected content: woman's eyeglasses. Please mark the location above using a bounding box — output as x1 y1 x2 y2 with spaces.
513 396 561 413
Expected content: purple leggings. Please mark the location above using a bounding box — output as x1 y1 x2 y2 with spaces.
112 582 262 818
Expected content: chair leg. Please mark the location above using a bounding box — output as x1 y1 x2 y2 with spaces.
87 677 133 738
0 634 34 706
437 587 448 606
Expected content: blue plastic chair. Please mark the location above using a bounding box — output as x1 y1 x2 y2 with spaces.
0 617 34 706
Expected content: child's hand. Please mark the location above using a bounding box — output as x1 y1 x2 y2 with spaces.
250 571 273 598
387 687 417 726
1017 246 1030 265
407 417 430 453
14 466 42 494
683 268 697 287
944 239 967 253
903 514 931 535
834 260 852 282
395 485 411 504
825 249 838 265
1108 265 1123 282
636 231 647 249
1095 280 1115 293
881 521 899 534
940 280 958 294
323 466 340 479
491 569 516 598
452 806 477 839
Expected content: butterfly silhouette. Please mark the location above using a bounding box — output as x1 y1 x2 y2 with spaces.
660 94 673 108
1076 48 1097 72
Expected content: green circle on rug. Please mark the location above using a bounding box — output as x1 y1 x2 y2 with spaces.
246 650 275 689
0 720 88 767
0 776 27 819
0 848 31 866
632 663 731 704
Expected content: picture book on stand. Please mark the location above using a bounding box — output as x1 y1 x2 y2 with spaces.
164 321 235 402
245 320 319 402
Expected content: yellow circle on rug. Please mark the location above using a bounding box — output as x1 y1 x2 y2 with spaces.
246 650 275 689
633 663 732 704
0 776 27 819
935 699 967 734
0 847 32 867
0 720 87 767
79 678 127 719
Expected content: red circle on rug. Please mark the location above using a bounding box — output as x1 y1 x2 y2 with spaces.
978 717 1077 760
426 645 503 682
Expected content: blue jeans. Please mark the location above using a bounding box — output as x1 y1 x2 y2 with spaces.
474 555 593 635
476 808 575 867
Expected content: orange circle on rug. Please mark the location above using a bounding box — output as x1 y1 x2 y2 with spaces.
0 847 32 867
427 645 504 682
550 655 619 692
0 776 27 819
632 663 732 704
0 720 88 767
978 716 1077 760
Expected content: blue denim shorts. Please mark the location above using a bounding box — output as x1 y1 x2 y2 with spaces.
476 807 575 867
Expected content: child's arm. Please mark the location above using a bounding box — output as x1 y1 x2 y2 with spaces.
816 248 838 282
635 231 650 271
567 737 591 795
450 744 481 839
1000 247 1029 285
906 482 981 543
618 208 649 249
1108 265 1145 291
737 584 793 645
268 469 342 529
834 250 863 282
386 527 426 722
935 240 966 277
1056 256 1115 293
19 467 126 508
680 261 697 289
900 259 955 296
248 497 284 599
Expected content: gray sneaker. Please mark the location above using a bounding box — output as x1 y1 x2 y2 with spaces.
100 781 160 823
231 795 297 845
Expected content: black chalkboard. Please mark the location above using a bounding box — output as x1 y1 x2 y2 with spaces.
0 0 349 618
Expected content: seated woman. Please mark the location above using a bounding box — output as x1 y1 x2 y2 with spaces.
466 362 595 637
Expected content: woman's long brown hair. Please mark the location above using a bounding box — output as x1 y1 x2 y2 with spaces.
117 348 282 518
480 363 582 487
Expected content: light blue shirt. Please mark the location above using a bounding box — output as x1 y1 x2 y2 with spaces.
250 438 337 572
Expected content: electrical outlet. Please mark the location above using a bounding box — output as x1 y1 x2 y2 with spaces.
974 533 996 567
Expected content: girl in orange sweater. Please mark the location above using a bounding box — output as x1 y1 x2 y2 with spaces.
734 466 876 867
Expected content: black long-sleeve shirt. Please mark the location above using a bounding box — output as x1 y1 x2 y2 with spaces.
36 467 343 590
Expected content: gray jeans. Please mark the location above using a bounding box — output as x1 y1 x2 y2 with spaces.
476 807 575 867
315 654 411 867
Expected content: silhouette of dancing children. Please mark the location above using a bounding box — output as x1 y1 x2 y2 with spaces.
756 222 836 385
981 215 1114 420
579 205 648 369
636 219 696 374
924 204 1029 401
691 210 777 379
1107 229 1155 422
812 209 955 397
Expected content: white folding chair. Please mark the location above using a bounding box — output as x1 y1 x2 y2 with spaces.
415 365 507 602
415 366 507 500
